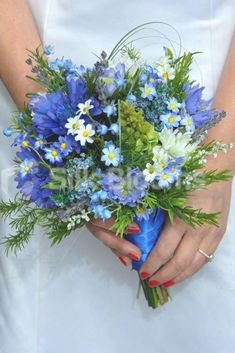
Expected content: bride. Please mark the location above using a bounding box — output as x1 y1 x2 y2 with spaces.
0 1 235 352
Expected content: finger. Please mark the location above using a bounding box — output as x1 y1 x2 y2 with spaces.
139 217 186 280
172 230 223 285
110 249 131 267
147 229 205 287
86 222 141 260
88 219 140 234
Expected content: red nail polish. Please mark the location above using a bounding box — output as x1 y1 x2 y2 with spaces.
128 252 140 261
127 226 140 234
118 256 128 266
148 280 160 287
140 271 150 280
162 280 175 288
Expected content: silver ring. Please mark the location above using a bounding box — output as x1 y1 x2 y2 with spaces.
198 248 214 262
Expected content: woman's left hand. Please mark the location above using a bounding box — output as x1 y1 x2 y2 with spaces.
139 179 233 288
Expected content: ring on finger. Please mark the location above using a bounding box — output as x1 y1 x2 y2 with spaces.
198 248 214 262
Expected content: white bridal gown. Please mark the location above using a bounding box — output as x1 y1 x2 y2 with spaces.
0 1 235 352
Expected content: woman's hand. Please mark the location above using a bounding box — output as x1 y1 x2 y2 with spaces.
86 219 140 266
139 179 232 288
86 178 232 285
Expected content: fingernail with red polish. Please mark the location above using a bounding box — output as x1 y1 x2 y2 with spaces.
162 280 175 288
140 271 150 280
128 252 140 261
127 226 140 234
118 256 128 266
148 280 160 287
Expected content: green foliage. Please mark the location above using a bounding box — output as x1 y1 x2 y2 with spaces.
111 206 135 237
25 47 66 93
169 51 200 100
0 197 72 255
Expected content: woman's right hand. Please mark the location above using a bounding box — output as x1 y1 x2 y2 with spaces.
86 218 141 267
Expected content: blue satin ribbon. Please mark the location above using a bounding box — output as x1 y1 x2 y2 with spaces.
125 208 166 271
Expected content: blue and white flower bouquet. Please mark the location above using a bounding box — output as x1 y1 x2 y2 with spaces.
1 23 234 308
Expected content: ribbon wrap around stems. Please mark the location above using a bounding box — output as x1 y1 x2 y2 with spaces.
126 208 166 271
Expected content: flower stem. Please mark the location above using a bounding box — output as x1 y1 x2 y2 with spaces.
139 275 170 308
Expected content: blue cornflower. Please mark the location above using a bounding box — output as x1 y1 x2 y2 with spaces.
102 103 117 118
44 146 63 164
35 135 47 150
44 44 55 55
3 127 12 137
31 75 87 138
101 143 121 167
19 159 35 178
180 114 195 133
140 83 156 101
54 136 73 157
157 169 175 189
12 133 34 148
101 168 148 207
97 124 108 135
167 97 181 113
160 113 181 128
166 163 182 182
109 123 119 135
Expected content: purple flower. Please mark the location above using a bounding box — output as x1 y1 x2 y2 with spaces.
15 150 54 208
101 168 149 207
98 63 126 98
184 84 214 128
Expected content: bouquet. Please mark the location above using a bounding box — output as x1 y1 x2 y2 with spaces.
1 23 234 308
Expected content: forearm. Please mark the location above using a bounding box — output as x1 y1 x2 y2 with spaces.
205 32 235 174
0 0 44 108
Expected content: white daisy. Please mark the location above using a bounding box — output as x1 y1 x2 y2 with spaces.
143 163 157 182
77 99 94 116
65 116 85 135
157 64 175 81
75 124 95 146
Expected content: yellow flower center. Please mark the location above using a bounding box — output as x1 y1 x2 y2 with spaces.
22 140 29 147
162 173 169 180
149 78 155 83
24 166 30 173
187 119 192 126
144 87 151 95
72 122 79 129
162 72 169 80
168 116 175 124
160 162 166 168
51 150 58 157
170 103 176 110
148 166 155 174
82 130 89 137
38 140 44 146
60 143 67 149
108 152 115 160
171 168 176 173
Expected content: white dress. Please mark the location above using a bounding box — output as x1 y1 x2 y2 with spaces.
0 1 235 352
